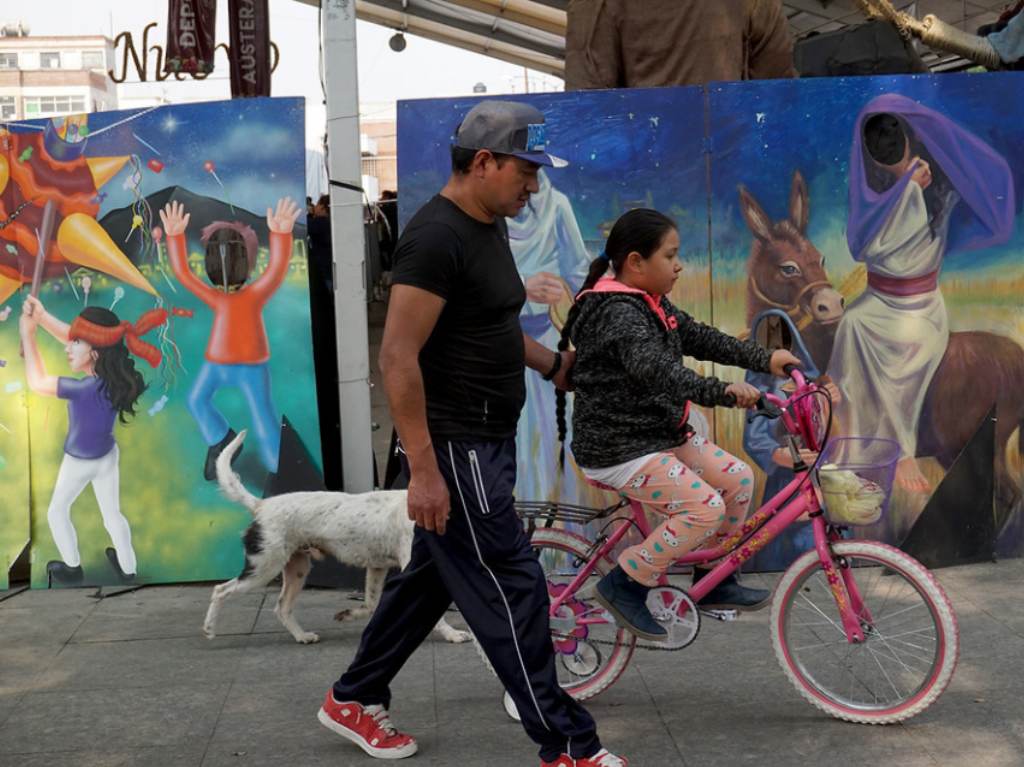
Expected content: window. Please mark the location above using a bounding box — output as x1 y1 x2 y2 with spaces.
39 52 60 69
0 52 17 69
23 95 86 117
81 51 104 70
0 97 15 120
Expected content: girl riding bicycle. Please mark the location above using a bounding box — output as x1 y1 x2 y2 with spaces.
558 208 800 640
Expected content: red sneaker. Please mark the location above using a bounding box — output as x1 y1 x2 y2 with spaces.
542 749 629 767
542 758 574 767
318 692 418 759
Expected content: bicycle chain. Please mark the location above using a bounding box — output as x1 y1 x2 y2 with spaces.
550 628 670 653
549 608 737 653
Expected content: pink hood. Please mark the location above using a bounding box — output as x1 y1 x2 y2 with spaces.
576 277 678 331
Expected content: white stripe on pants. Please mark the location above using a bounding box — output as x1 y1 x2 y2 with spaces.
46 446 136 574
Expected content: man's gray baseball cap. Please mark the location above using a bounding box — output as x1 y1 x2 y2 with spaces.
454 100 568 168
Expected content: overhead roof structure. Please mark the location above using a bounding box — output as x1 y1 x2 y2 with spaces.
352 0 566 75
293 1 1014 492
297 0 1013 77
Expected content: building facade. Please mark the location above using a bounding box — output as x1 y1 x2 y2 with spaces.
361 120 397 200
359 103 397 201
0 29 117 121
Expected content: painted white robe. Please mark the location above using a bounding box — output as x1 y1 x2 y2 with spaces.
507 171 590 501
829 181 958 458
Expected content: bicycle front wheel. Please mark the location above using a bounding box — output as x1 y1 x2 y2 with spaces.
771 541 958 724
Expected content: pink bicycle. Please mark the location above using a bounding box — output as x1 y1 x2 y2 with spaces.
512 369 959 724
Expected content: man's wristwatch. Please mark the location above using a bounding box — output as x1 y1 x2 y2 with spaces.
542 351 562 381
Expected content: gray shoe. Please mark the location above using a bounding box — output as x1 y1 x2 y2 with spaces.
694 570 771 611
594 566 667 641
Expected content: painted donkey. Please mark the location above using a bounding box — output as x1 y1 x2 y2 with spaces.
741 170 1024 534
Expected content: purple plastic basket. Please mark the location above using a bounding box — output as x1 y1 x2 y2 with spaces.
817 437 900 526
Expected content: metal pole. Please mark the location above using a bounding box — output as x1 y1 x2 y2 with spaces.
321 0 374 492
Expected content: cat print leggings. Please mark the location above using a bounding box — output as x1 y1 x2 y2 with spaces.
617 435 755 587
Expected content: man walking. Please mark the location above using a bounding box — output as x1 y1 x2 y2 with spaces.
317 101 627 767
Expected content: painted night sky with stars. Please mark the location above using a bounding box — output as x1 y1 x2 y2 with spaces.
397 88 710 263
6 97 306 223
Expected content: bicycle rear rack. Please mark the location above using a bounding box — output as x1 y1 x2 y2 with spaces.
514 499 629 528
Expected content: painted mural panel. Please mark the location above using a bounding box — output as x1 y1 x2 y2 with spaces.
0 98 323 588
397 89 712 511
709 74 1024 569
0 394 28 590
399 76 1024 572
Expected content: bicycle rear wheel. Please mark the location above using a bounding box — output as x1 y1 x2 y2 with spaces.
771 540 958 723
530 528 636 701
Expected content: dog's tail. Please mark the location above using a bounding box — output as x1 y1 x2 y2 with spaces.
216 430 259 513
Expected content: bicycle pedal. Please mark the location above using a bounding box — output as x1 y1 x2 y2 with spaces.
700 608 739 622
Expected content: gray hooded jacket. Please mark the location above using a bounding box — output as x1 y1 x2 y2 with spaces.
568 282 772 469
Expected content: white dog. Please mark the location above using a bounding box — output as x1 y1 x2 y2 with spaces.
203 431 471 645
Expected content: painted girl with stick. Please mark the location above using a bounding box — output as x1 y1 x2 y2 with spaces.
20 294 166 586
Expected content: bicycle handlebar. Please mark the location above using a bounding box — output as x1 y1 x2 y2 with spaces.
747 395 784 423
784 364 807 388
718 366 825 451
726 366 807 418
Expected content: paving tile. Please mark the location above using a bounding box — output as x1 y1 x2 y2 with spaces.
902 686 1024 767
12 745 207 767
0 684 231 755
0 602 93 645
0 689 23 728
72 585 264 643
0 587 98 611
232 623 376 690
35 635 246 692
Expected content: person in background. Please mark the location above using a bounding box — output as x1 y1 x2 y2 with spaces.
565 0 796 89
377 190 399 272
305 194 342 490
982 1 1024 67
308 194 333 293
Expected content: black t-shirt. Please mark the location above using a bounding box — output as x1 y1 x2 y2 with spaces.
391 195 526 440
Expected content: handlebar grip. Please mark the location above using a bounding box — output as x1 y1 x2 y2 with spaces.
784 363 808 388
746 395 783 423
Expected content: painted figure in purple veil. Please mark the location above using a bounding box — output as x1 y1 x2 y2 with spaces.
829 93 1015 493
